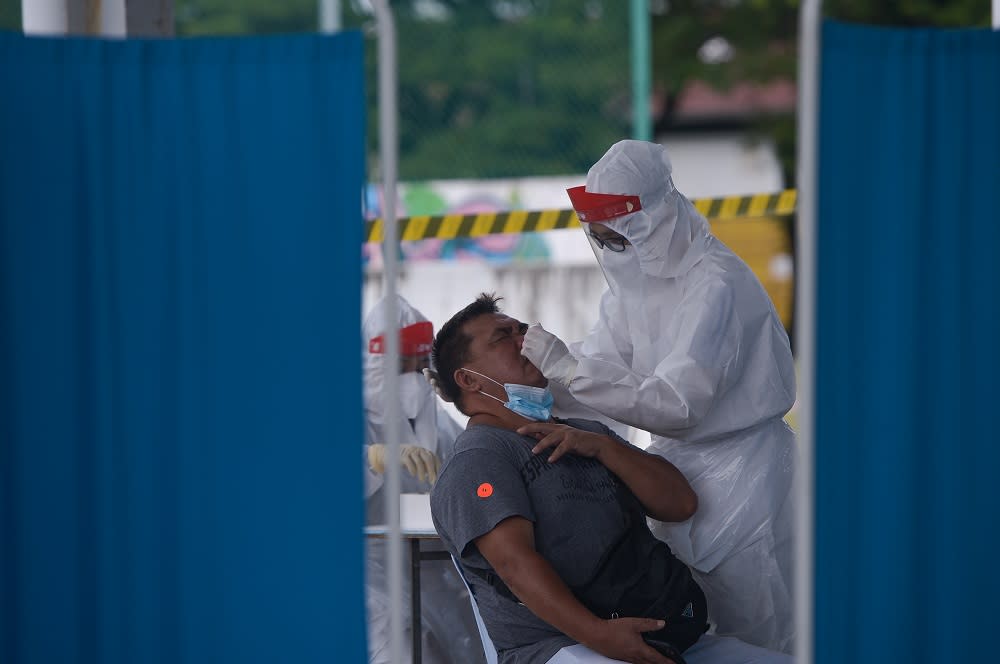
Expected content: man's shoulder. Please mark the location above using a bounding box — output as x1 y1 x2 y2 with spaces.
452 423 523 453
455 419 612 446
436 425 527 482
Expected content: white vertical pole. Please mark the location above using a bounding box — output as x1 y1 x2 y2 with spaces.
99 0 127 37
319 0 341 33
21 0 128 36
21 0 68 34
371 2 402 663
993 0 999 28
795 2 822 664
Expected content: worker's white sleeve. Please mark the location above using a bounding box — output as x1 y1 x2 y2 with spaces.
579 289 634 368
569 283 741 437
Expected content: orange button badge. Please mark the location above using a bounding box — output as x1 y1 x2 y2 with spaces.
477 482 494 499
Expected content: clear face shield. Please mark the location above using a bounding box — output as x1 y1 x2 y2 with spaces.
567 185 640 298
581 221 631 296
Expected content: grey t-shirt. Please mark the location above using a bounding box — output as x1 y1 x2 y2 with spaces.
430 418 688 663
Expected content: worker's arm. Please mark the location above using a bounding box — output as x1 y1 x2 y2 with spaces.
475 516 673 664
515 422 696 522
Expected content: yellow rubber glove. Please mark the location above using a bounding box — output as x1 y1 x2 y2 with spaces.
367 444 441 485
401 446 440 484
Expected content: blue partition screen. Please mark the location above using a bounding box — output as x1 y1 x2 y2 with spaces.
0 32 366 663
816 21 1000 663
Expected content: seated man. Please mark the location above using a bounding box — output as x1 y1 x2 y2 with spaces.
429 293 791 664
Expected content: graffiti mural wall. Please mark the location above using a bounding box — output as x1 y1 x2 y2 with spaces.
363 176 591 266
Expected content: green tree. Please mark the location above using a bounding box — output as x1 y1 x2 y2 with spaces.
174 1 630 180
176 0 315 35
651 0 992 184
0 0 21 31
383 1 629 179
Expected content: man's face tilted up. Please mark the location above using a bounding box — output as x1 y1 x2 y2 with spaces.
461 313 547 392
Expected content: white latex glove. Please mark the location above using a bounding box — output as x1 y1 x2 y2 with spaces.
422 367 453 402
521 323 579 387
367 443 441 485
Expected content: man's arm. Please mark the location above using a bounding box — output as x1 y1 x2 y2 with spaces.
516 422 696 522
475 516 673 664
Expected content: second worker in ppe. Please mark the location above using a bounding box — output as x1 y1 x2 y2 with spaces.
520 140 796 653
363 295 485 664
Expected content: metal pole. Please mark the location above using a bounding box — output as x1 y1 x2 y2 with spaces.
98 0 127 37
371 2 402 663
21 0 138 36
21 0 67 34
630 0 652 141
319 0 341 33
795 2 822 664
410 540 422 663
993 0 999 28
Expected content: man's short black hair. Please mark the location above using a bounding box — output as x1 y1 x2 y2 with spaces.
432 293 502 412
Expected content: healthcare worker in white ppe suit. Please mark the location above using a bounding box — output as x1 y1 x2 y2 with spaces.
520 140 796 654
363 295 485 664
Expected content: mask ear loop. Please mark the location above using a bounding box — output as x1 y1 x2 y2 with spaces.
459 367 508 405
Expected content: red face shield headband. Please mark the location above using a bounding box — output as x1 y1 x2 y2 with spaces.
368 320 434 356
566 185 642 223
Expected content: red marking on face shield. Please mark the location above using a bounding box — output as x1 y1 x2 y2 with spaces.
566 185 641 222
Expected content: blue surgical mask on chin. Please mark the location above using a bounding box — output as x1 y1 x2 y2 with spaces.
503 383 555 422
461 368 553 422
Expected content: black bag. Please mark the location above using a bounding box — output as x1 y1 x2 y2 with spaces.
571 527 709 654
643 637 688 664
568 486 710 654
627 573 708 656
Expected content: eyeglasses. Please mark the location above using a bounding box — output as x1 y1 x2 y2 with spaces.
588 230 628 252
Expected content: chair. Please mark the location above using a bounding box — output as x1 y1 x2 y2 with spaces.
451 555 499 664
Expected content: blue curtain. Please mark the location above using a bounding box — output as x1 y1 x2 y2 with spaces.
0 33 366 663
816 21 1000 663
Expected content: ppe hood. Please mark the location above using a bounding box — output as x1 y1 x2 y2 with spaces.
583 140 711 279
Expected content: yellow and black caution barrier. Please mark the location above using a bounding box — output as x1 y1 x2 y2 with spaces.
365 189 796 243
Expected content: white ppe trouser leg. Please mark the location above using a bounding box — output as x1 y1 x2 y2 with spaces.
546 644 626 663
546 634 791 664
683 634 793 664
691 503 795 654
